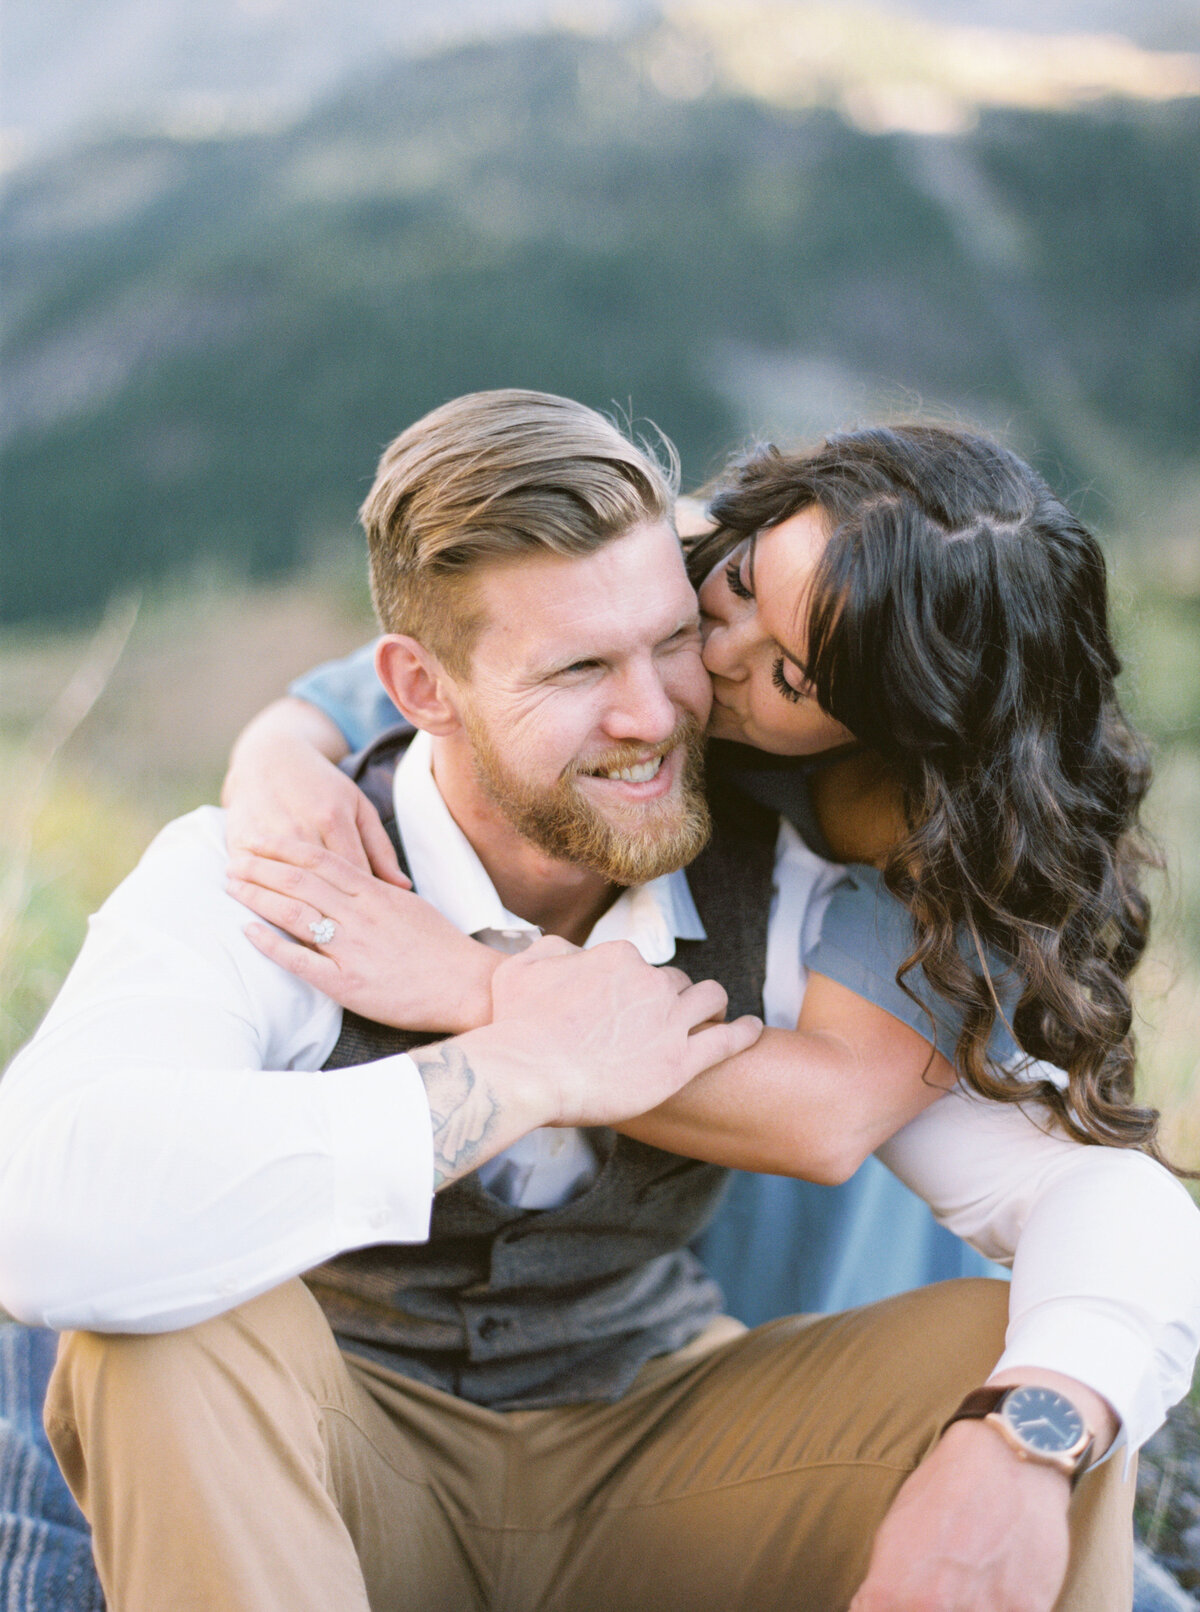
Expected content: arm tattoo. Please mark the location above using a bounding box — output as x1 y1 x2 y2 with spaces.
410 1042 502 1190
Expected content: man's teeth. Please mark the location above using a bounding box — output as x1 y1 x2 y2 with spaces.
604 757 663 784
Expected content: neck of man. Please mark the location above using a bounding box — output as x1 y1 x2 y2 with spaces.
430 736 622 945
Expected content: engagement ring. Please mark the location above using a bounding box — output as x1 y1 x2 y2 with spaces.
309 917 337 946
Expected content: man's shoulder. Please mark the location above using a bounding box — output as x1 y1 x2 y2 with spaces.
112 805 230 903
90 805 258 966
66 802 341 1062
148 803 230 857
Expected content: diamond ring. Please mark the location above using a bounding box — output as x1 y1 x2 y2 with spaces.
309 917 337 946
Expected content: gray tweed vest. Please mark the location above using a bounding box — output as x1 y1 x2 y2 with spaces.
306 729 777 1409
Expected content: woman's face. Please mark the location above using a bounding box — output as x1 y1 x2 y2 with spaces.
698 506 856 757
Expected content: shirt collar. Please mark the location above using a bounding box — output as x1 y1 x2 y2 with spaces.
391 730 705 964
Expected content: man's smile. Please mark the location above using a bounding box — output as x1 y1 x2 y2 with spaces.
599 756 662 784
575 743 680 804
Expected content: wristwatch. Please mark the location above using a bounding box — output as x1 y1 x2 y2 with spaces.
942 1385 1095 1487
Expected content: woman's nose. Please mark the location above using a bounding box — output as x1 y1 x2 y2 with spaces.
701 614 749 681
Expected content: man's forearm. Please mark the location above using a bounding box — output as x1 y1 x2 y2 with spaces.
412 940 763 1190
411 1033 544 1190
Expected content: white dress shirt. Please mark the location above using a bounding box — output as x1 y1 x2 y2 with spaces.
0 731 1197 1459
393 732 706 1209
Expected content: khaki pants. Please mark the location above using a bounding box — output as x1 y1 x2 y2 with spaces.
46 1277 1131 1612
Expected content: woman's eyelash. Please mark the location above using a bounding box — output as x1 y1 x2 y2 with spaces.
771 656 804 703
722 544 806 704
724 555 753 600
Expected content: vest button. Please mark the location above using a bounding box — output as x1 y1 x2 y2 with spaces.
477 1316 512 1341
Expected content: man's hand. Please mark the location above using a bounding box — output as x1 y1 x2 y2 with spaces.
487 936 764 1128
851 1366 1117 1612
849 1419 1072 1612
412 937 764 1189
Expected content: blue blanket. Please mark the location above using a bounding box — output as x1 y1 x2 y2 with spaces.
0 1324 104 1611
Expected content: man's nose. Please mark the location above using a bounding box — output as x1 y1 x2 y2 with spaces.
603 659 679 744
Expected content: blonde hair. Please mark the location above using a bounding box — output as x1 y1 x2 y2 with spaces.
361 389 679 674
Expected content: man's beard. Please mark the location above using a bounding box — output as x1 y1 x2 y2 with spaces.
463 711 712 886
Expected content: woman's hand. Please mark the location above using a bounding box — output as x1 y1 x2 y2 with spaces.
222 697 407 884
227 835 499 1033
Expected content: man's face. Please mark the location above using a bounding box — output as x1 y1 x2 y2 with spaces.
452 521 713 885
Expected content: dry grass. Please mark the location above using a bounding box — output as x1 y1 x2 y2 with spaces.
0 564 376 1063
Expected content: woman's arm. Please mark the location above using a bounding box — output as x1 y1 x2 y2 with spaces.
287 639 399 751
225 834 949 1177
616 970 953 1181
222 695 406 882
222 632 504 1027
222 694 504 1033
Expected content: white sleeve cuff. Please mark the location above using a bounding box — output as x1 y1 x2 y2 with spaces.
328 1053 435 1248
994 1297 1193 1472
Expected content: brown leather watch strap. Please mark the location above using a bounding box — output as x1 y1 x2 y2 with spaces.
942 1385 1008 1433
941 1385 1095 1488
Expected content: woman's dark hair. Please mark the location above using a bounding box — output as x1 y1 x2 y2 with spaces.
696 424 1175 1165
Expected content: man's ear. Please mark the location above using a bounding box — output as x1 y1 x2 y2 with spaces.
375 635 464 736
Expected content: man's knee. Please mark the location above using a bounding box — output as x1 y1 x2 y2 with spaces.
46 1278 342 1457
888 1275 1011 1371
858 1277 1011 1419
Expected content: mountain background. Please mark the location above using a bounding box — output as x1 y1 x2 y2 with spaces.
2 1 1198 625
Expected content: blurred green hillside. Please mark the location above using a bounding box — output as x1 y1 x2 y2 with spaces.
2 17 1198 625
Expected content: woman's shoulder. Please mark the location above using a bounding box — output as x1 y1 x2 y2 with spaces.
289 641 400 753
807 861 1023 1069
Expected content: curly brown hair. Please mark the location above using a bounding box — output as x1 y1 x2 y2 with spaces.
695 425 1180 1168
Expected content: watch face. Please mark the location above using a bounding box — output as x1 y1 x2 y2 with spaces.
1000 1386 1085 1454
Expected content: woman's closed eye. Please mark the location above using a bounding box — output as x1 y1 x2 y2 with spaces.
724 554 754 602
771 656 805 703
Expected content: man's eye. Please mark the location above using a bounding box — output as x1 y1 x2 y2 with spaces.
724 554 754 602
663 625 702 651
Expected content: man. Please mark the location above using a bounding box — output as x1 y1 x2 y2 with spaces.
0 391 1194 1611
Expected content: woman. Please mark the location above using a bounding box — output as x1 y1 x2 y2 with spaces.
224 422 1170 1175
695 425 1165 1163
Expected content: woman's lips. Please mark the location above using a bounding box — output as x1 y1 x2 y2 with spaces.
706 693 745 736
